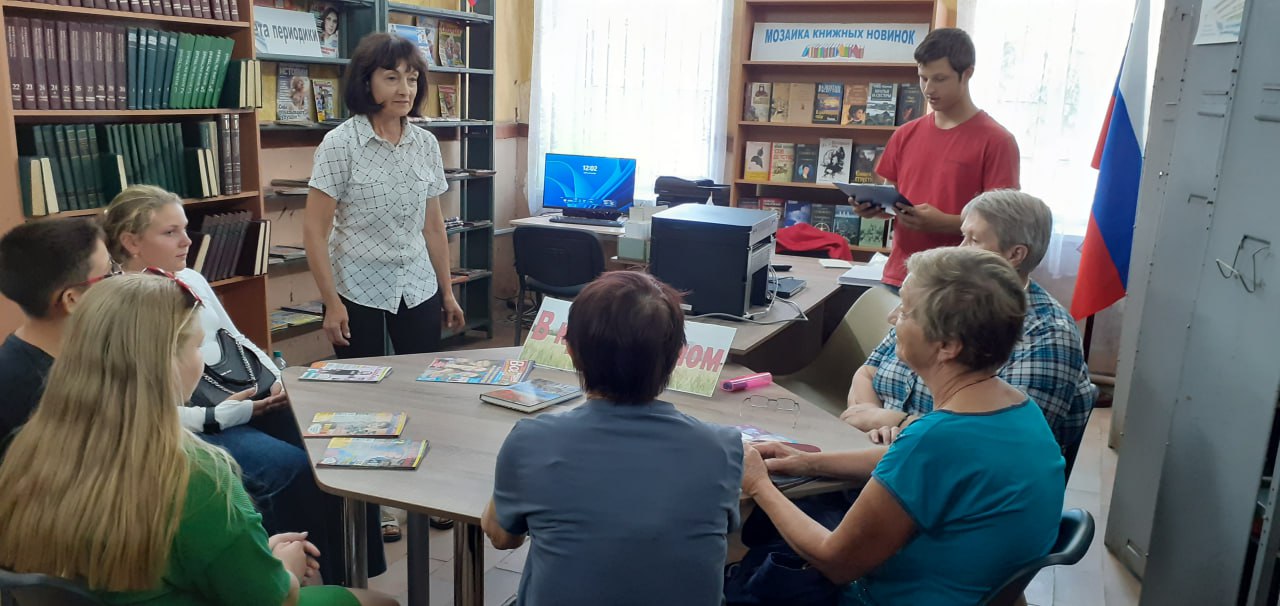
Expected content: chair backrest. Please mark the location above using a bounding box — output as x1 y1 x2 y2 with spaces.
782 287 900 408
513 226 606 298
979 509 1096 606
0 569 105 606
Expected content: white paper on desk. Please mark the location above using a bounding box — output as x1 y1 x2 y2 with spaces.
819 259 853 269
838 254 888 287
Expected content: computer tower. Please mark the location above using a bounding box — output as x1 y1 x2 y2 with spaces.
649 204 778 317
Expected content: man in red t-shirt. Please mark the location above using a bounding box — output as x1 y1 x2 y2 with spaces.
852 28 1021 288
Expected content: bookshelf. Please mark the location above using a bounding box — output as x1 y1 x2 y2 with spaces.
0 0 270 343
724 0 954 258
386 0 495 340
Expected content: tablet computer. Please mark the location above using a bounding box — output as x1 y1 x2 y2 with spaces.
834 183 912 214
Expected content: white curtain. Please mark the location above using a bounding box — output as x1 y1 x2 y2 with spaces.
527 0 734 213
960 0 1163 278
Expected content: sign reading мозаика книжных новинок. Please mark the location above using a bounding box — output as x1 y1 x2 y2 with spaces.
750 23 929 63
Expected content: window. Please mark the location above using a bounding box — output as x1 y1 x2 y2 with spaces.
527 0 733 212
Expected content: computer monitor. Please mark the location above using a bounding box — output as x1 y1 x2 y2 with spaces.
542 153 637 214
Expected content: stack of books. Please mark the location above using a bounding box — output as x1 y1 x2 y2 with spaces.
186 210 270 281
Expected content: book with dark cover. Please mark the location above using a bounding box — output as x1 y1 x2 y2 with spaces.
77 125 102 207
55 22 71 108
103 26 116 111
853 144 881 184
737 198 759 210
142 29 158 109
812 82 843 124
51 125 80 210
842 82 868 125
235 220 267 276
4 19 22 108
15 18 36 109
41 20 61 110
230 113 241 193
92 26 107 110
126 28 138 109
114 26 126 109
810 204 836 232
30 19 49 110
160 32 179 109
866 82 898 127
219 114 232 195
759 197 784 221
480 379 583 414
227 0 239 22
77 23 96 111
782 200 811 227
792 143 818 183
896 83 925 125
68 23 85 109
833 205 861 245
210 37 234 108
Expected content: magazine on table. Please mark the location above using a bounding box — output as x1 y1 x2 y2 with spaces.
416 358 534 386
305 412 408 438
298 362 393 383
318 438 428 469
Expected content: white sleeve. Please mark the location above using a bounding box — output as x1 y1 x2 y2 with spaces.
178 401 254 433
179 269 281 380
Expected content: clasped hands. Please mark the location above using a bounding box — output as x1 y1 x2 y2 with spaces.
740 441 809 498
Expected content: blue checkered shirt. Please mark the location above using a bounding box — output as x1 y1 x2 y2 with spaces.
863 281 1098 452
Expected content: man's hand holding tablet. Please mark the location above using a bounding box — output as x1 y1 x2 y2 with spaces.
837 183 912 219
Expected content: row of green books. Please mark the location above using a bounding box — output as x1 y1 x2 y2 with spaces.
16 118 242 215
127 28 237 110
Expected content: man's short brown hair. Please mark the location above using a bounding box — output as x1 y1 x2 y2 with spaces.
343 32 430 117
565 272 687 404
914 27 976 77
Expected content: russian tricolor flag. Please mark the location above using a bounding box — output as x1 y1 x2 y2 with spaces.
1071 0 1151 320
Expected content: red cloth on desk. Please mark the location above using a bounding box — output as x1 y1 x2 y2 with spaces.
775 224 853 261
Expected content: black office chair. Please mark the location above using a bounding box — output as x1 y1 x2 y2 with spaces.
979 509 1096 606
512 226 605 345
0 568 105 606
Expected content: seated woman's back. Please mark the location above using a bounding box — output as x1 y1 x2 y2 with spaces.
496 399 742 606
853 399 1065 605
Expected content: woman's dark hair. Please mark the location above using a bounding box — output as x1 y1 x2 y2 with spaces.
914 27 976 77
343 32 429 117
0 218 104 318
565 271 687 405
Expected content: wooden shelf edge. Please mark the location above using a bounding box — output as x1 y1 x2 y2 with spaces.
737 121 897 132
386 2 494 24
13 108 254 118
850 244 891 254
735 179 838 190
1 1 251 28
29 191 260 219
743 61 918 69
210 274 264 289
258 53 350 66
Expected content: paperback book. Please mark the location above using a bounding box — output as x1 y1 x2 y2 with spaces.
311 78 337 122
812 82 844 124
786 83 816 124
816 137 853 184
480 378 583 413
275 63 311 123
792 144 818 183
438 84 458 119
760 198 785 221
782 200 811 227
769 142 794 183
743 82 772 122
769 83 791 123
437 20 465 67
318 438 428 469
743 141 771 181
842 83 869 125
416 358 534 386
417 17 439 66
305 411 408 437
853 144 883 184
389 23 431 66
866 82 898 127
299 362 393 382
833 205 861 245
896 83 926 125
810 204 836 232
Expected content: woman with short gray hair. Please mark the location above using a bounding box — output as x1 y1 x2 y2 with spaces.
742 246 1066 605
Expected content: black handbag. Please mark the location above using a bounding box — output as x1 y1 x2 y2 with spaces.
189 328 277 409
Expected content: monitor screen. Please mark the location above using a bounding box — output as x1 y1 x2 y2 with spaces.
542 153 637 211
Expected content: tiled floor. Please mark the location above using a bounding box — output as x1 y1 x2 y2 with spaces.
367 316 1144 605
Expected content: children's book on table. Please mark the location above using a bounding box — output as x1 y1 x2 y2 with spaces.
299 362 393 383
318 438 428 469
305 412 408 438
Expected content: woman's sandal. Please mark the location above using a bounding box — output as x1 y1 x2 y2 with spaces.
381 512 402 543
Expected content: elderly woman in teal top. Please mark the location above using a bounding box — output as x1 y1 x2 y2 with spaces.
742 247 1065 605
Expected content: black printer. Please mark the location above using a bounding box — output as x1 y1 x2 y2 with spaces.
653 176 730 207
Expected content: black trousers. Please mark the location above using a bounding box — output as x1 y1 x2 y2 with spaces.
332 291 443 359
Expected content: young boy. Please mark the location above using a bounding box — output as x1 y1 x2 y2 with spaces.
0 219 114 444
852 28 1021 290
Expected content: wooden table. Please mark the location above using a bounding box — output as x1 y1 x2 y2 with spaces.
284 346 870 606
509 214 626 237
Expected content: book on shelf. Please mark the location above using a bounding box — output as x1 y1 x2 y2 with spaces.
312 77 338 122
810 203 835 232
760 198 784 221
276 63 312 123
842 83 868 125
416 358 534 386
480 378 583 414
417 17 440 66
816 137 853 184
17 156 58 218
15 124 139 212
792 143 818 183
743 141 771 181
438 84 459 119
437 20 465 68
859 217 889 248
743 82 771 122
738 197 759 210
270 177 310 188
786 83 815 124
866 82 898 127
186 210 270 281
389 23 431 66
768 82 790 123
782 200 810 228
269 244 307 260
896 82 926 125
812 82 843 124
769 142 794 183
305 412 408 438
853 144 884 184
269 308 322 329
318 438 428 469
833 205 861 245
282 299 323 315
449 267 489 278
299 362 394 383
311 2 340 58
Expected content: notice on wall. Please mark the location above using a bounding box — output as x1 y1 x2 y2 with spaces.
750 23 929 63
255 6 325 57
1193 0 1244 45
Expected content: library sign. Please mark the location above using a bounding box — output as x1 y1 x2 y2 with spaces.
254 6 324 57
750 23 929 63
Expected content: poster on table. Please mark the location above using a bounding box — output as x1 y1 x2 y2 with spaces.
517 297 737 398
750 23 928 63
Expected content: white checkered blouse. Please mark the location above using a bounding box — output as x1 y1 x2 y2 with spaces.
310 115 449 312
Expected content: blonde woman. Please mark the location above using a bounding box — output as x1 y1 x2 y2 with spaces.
0 273 397 606
102 185 387 580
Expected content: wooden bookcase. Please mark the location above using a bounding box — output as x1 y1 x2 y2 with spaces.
0 0 269 343
724 0 955 258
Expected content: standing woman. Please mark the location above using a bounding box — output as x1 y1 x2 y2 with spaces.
305 32 465 360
